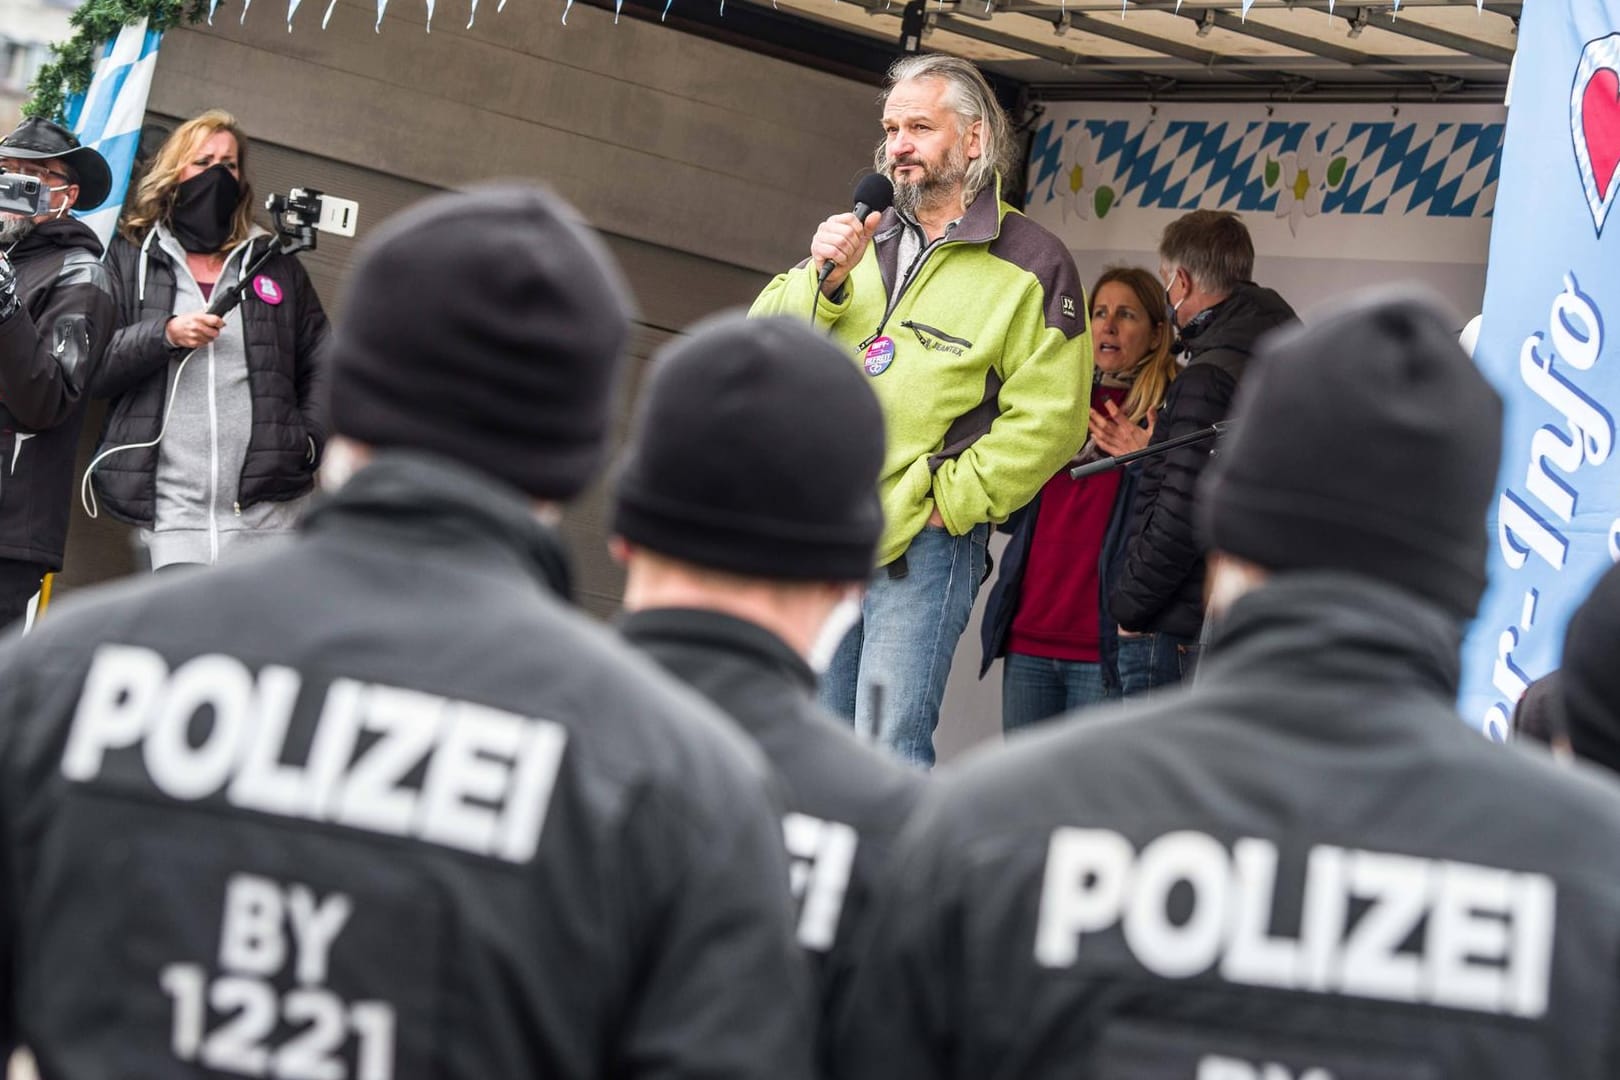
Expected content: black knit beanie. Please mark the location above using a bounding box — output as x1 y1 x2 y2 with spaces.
329 184 635 500
612 313 885 582
1200 287 1503 621
1562 562 1620 774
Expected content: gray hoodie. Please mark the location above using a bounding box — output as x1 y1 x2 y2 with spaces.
141 224 309 567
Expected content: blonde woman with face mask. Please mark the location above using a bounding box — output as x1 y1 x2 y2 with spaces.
89 109 330 570
980 266 1177 730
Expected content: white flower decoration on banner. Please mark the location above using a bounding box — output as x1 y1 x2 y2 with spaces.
1060 125 1099 222
1265 135 1349 237
1272 145 1323 235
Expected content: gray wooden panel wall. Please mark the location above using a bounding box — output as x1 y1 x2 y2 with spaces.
145 0 883 276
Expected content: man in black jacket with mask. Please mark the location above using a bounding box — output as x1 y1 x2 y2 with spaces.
836 289 1620 1079
0 186 815 1080
1111 210 1294 692
612 313 924 1070
0 118 116 628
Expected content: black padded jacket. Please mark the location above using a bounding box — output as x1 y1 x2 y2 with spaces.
0 451 817 1080
0 218 113 568
838 572 1620 1080
1111 283 1295 638
622 608 924 1074
90 230 329 527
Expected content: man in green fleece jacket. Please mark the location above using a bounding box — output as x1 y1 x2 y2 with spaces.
750 55 1091 767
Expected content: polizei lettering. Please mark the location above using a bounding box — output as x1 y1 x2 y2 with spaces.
783 811 858 951
1034 828 1555 1019
63 645 569 863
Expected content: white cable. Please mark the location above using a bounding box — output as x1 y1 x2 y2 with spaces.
80 344 196 520
85 236 257 521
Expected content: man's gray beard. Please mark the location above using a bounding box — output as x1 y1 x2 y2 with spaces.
892 178 923 220
0 215 36 245
884 152 969 221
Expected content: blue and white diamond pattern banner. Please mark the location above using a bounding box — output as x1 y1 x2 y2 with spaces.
1025 102 1505 263
62 18 163 249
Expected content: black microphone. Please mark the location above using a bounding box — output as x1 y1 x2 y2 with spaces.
818 174 894 286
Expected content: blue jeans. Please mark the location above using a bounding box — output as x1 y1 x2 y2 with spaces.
1001 652 1115 732
819 523 989 767
1115 631 1201 698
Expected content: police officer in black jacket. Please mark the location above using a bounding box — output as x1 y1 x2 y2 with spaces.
835 289 1620 1079
611 314 924 1070
0 186 816 1080
0 118 116 626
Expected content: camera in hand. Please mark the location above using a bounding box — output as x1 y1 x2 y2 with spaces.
265 188 358 247
199 188 360 319
0 172 51 218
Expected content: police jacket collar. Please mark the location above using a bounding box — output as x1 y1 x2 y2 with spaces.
1201 570 1462 705
619 607 816 695
302 450 573 600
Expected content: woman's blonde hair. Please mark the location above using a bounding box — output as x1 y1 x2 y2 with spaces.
1092 266 1177 424
120 109 255 251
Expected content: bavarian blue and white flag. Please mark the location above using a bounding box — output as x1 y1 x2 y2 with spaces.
61 18 163 249
1462 0 1620 740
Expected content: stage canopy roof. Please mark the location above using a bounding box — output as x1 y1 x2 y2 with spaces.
610 0 1519 103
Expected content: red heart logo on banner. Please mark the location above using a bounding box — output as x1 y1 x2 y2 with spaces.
1583 67 1620 197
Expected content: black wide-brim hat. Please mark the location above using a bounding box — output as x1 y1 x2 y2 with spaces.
0 117 112 211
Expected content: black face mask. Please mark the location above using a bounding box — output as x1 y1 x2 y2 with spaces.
168 164 241 254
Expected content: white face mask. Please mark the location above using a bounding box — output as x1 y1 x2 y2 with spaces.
1162 269 1186 329
807 589 863 674
45 184 71 219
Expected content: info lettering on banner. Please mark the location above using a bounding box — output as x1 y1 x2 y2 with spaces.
1463 0 1620 739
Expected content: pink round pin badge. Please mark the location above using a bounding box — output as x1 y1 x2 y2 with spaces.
252 275 283 305
864 336 896 376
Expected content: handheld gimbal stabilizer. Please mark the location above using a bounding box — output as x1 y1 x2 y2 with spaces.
1068 420 1234 481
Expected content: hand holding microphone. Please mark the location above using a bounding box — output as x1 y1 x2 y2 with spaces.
812 174 894 297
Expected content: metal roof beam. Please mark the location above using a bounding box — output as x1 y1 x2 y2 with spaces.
1340 7 1514 64
1018 0 1519 10
1025 75 1512 102
1174 6 1386 66
1048 11 1268 77
859 1 1264 78
994 3 1513 72
933 14 1145 72
1258 2 1516 65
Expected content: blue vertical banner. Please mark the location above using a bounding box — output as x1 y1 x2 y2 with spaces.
61 19 163 249
1463 0 1620 740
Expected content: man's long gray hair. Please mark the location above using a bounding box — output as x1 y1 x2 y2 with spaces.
878 55 1016 205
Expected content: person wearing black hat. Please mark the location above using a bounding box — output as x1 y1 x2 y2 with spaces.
612 312 925 1068
835 287 1620 1079
0 185 816 1080
0 116 116 629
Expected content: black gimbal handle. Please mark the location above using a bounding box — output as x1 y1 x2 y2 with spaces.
1069 420 1233 481
204 224 315 319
